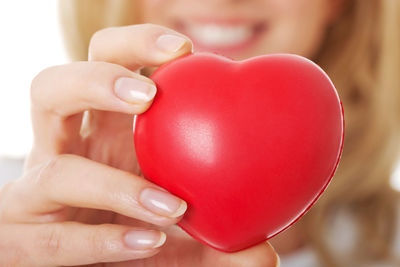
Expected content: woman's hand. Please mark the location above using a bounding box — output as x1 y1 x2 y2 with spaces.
0 24 279 266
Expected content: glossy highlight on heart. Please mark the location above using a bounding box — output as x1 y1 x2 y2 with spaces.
133 53 344 252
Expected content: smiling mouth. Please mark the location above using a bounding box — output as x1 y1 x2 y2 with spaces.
175 20 267 54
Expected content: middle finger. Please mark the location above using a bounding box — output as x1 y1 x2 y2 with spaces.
2 154 187 226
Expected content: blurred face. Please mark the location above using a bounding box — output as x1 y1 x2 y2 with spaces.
140 0 340 60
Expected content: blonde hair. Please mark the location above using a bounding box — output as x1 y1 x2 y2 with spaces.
58 0 400 266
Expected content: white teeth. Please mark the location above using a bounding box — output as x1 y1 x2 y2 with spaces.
186 23 253 47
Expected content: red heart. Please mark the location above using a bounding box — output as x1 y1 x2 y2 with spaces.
133 53 344 252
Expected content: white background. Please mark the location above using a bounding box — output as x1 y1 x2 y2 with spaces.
0 1 67 158
0 2 399 191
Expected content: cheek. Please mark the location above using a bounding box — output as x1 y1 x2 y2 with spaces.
140 0 185 26
261 0 331 57
143 0 164 8
140 0 171 22
267 0 327 15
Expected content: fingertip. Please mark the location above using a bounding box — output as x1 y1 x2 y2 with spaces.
127 100 155 115
114 77 157 104
153 231 167 248
124 229 166 250
156 34 188 53
139 187 188 219
153 35 193 65
169 200 188 218
148 24 193 65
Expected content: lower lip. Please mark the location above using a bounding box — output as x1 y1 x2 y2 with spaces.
176 22 267 56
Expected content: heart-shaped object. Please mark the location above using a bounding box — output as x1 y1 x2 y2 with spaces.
133 53 344 252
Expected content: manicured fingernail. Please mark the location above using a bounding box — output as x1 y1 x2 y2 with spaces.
156 34 187 53
114 77 157 104
124 230 166 250
139 187 187 217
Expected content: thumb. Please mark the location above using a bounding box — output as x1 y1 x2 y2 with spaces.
203 241 280 267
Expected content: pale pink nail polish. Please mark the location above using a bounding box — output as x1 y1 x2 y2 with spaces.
114 77 157 104
156 34 187 53
139 187 187 217
124 230 166 250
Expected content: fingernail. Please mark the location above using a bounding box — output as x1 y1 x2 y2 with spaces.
124 229 166 250
139 187 187 217
156 34 187 53
114 77 157 104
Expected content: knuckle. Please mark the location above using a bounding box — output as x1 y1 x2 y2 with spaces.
0 181 15 219
38 224 63 257
89 229 106 260
88 27 116 58
0 180 15 202
88 29 102 51
88 226 116 261
30 66 58 104
90 26 114 41
33 155 70 189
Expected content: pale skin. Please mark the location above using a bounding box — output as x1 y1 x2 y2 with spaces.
0 0 344 265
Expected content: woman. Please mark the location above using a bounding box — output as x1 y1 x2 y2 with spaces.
0 0 399 266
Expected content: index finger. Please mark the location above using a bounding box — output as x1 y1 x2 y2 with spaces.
89 23 193 70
